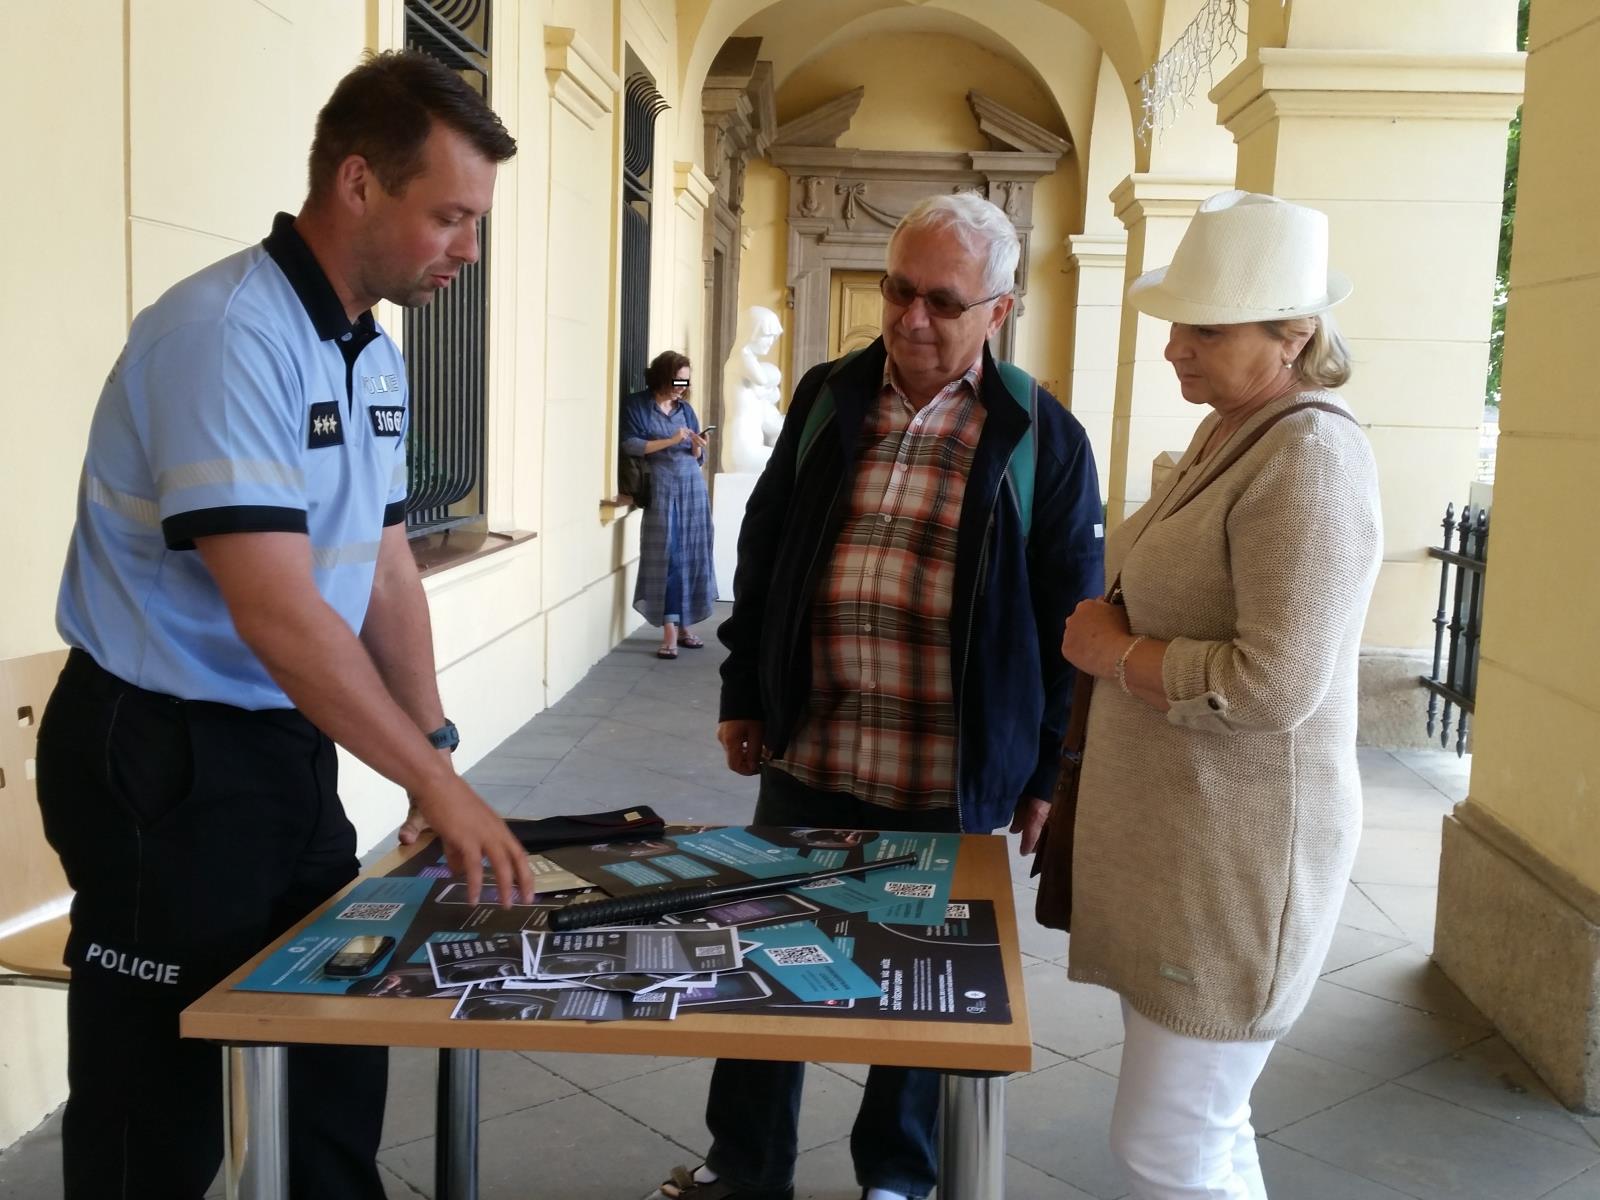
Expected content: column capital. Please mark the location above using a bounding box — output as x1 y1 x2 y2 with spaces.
544 26 621 129
673 162 715 216
1213 48 1525 140
1064 231 1127 272
1109 174 1232 231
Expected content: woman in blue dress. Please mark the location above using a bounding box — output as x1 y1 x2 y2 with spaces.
621 351 719 658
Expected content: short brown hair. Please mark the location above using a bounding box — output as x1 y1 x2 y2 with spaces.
308 50 517 200
645 352 692 393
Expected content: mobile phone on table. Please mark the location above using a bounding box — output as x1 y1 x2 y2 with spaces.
323 934 395 977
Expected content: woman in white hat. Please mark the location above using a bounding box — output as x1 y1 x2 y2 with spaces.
1049 191 1382 1198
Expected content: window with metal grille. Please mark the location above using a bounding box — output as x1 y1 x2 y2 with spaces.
619 72 669 398
403 0 491 534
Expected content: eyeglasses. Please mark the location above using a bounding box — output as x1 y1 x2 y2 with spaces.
879 274 1007 320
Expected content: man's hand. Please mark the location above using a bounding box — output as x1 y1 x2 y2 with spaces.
404 775 533 907
1010 796 1050 857
717 719 765 776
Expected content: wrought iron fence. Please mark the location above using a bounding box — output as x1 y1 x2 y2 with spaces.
404 0 491 534
1421 501 1490 756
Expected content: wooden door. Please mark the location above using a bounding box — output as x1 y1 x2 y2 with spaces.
828 270 882 358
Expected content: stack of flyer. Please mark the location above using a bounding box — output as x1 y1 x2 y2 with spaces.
432 924 742 1021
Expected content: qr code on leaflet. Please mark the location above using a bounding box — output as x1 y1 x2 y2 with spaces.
766 944 833 967
944 903 971 920
884 882 936 899
336 902 404 921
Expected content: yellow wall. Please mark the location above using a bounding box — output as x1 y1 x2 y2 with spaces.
735 159 795 394
1468 0 1600 891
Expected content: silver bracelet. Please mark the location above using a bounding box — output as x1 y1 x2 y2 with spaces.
1115 635 1148 696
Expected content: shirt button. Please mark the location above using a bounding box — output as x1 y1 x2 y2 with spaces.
862 623 872 633
864 681 877 691
340 332 352 342
879 513 891 523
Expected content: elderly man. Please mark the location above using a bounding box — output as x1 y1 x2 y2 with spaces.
650 194 1104 1200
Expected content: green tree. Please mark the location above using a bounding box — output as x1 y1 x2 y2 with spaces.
1487 0 1530 406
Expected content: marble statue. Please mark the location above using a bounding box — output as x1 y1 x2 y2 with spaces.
721 306 785 475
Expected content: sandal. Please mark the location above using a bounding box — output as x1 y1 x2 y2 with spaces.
647 1165 792 1200
656 647 678 659
678 633 705 649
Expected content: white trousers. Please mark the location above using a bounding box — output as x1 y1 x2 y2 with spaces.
1109 999 1277 1200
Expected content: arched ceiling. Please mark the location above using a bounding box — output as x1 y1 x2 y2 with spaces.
678 0 1159 153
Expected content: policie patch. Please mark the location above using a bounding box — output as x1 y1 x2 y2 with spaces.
368 406 405 438
308 400 344 449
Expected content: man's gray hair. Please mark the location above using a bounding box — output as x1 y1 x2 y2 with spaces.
889 193 1020 299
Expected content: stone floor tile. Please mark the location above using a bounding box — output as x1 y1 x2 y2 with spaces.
1349 827 1445 889
1397 1035 1600 1152
1254 1140 1415 1199
789 1135 862 1199
590 1058 718 1153
1249 1044 1384 1135
1320 923 1411 975
1389 749 1473 804
1322 946 1489 1026
1357 882 1441 953
575 722 747 794
1361 784 1456 833
1077 1043 1122 1078
379 1161 426 1198
606 693 721 740
1003 1153 1105 1200
1542 1163 1600 1198
1004 1060 1127 1199
1021 960 1125 1060
491 727 585 761
515 711 604 738
522 1049 693 1091
463 753 560 788
380 1047 579 1149
1279 981 1489 1079
1339 881 1408 939
1273 1082 1600 1200
0 1108 62 1200
381 1092 688 1200
1356 746 1431 790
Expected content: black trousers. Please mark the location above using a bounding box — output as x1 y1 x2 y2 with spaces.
35 649 387 1200
704 767 960 1199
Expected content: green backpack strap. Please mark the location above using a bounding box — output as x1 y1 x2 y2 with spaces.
992 360 1038 541
794 347 868 477
799 351 1038 540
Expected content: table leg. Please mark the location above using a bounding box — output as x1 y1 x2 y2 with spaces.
938 1072 1006 1200
224 1045 290 1200
435 1047 480 1200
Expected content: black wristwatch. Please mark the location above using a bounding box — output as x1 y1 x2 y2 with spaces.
426 720 460 753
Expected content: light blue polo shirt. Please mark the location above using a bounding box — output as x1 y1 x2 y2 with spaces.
57 213 411 709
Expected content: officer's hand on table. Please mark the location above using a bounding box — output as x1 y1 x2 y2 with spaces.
399 774 532 907
717 719 765 776
1010 796 1049 857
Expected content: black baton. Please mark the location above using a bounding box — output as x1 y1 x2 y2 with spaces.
547 852 922 931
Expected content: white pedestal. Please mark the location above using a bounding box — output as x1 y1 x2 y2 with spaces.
712 472 759 598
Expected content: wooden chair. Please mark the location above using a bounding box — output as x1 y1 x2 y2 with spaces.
0 650 72 990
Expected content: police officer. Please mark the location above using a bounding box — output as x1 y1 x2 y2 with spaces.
35 51 534 1199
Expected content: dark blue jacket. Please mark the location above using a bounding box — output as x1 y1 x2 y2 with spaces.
717 338 1104 833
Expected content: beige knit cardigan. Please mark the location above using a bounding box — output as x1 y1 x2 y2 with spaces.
1066 389 1382 1042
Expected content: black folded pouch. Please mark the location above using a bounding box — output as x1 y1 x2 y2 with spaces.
505 806 666 852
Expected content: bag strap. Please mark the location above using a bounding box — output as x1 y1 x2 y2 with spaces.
1166 400 1356 519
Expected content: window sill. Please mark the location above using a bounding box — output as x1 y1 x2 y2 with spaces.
410 527 536 579
599 496 640 523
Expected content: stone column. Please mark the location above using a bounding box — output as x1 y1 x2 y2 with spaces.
1210 48 1522 741
1063 231 1126 500
1105 174 1230 525
1430 8 1600 1111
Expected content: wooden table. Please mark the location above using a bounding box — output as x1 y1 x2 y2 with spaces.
182 832 1032 1200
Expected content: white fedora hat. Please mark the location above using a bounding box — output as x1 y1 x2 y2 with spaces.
1126 190 1352 324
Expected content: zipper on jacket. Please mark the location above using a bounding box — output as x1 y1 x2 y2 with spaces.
953 481 1007 833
